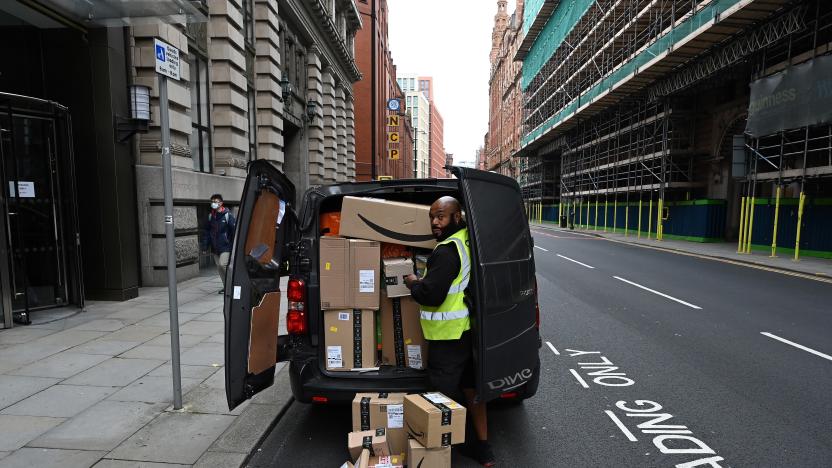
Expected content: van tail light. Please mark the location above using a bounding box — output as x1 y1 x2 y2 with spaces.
312 396 328 403
500 391 519 399
534 278 540 329
286 277 307 335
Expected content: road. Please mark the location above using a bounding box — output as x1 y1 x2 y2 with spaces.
249 227 832 467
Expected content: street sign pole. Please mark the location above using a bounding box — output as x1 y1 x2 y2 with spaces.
155 38 183 410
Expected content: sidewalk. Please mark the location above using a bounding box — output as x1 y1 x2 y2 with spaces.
531 222 832 279
0 274 292 468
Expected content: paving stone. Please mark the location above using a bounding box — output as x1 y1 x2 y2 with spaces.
203 333 224 344
70 340 142 356
0 447 105 468
108 376 203 404
207 402 283 454
177 301 220 315
135 313 200 328
147 364 219 381
178 320 223 336
93 460 190 468
70 319 128 332
100 326 167 343
144 333 206 348
193 451 247 468
63 358 165 387
178 384 246 416
0 343 67 373
0 376 60 410
108 412 235 464
104 307 165 323
194 311 223 322
8 353 111 379
29 401 166 451
0 415 65 451
200 368 225 389
0 328 57 345
33 330 106 349
179 343 224 367
118 345 177 361
0 452 8 461
1 385 116 418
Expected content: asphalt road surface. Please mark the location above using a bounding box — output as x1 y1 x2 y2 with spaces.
249 227 832 467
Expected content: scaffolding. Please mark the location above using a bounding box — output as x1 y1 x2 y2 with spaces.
519 154 558 202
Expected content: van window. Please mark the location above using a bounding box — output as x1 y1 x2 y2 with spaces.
465 180 530 263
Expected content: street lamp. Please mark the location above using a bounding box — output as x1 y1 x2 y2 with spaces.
116 84 151 142
305 99 319 123
279 77 294 103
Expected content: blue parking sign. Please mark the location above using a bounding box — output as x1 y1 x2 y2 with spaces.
155 44 166 62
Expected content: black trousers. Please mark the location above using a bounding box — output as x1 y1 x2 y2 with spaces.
426 330 474 404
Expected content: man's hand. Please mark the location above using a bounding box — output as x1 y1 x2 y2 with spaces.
404 274 419 289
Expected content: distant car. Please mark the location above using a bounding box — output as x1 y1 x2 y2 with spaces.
224 160 541 408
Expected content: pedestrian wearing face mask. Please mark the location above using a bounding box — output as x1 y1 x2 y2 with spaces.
200 194 236 293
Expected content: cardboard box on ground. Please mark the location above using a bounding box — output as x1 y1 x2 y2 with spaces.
347 428 391 460
380 293 427 370
404 392 467 448
340 197 437 249
352 393 407 457
320 237 381 310
407 439 451 468
324 310 376 371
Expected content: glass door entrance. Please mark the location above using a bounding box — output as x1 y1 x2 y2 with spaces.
0 99 77 324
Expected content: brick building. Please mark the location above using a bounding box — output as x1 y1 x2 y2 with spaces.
354 0 414 180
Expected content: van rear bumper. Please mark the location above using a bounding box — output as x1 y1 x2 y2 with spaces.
288 357 431 404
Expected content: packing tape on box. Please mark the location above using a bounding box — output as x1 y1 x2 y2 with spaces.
392 298 406 367
353 310 363 368
420 393 454 447
360 396 371 431
362 436 375 456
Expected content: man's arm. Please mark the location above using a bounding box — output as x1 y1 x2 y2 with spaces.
407 244 460 307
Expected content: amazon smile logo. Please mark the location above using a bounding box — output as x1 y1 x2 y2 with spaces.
357 214 435 243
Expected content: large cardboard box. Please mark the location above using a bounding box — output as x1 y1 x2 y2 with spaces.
350 239 380 310
407 439 451 468
352 393 406 457
320 238 380 310
403 392 466 448
324 310 376 371
348 428 390 460
380 294 427 370
320 237 350 309
382 258 413 298
340 197 437 249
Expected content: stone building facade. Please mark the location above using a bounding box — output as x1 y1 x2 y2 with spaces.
484 0 523 178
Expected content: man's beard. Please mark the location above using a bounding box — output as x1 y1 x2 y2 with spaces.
436 220 463 241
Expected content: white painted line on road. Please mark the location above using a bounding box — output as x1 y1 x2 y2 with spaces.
613 276 702 310
605 410 638 442
761 332 832 362
534 245 549 252
546 341 560 355
569 368 590 388
556 254 595 269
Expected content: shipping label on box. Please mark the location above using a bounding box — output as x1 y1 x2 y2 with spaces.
348 428 391 460
352 393 407 457
380 294 427 370
340 197 437 249
404 392 466 448
324 310 376 371
382 258 413 298
407 439 451 468
368 454 404 468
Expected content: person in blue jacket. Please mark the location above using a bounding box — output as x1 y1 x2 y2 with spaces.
201 194 236 293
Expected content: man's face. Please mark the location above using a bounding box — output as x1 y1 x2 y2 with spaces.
429 203 460 240
211 198 222 210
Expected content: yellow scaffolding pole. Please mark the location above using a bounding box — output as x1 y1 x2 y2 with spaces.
746 197 756 254
656 198 663 241
577 200 582 229
594 199 599 231
558 202 562 222
647 198 653 240
794 192 806 261
737 196 746 253
539 203 542 225
613 199 618 233
586 198 591 229
624 202 629 237
637 199 642 239
770 187 781 257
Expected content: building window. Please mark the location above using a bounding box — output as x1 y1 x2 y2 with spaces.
189 53 212 172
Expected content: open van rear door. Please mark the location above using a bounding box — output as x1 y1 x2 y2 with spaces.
225 160 298 410
451 166 539 402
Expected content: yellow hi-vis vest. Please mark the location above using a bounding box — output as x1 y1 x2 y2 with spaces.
420 228 472 340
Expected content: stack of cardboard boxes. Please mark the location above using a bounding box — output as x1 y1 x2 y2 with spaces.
341 391 465 467
320 196 435 372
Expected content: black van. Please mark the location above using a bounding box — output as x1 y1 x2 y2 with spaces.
225 160 541 410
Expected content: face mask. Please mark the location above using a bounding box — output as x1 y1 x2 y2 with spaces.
211 202 220 210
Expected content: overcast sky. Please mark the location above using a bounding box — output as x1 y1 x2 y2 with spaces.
388 1 512 166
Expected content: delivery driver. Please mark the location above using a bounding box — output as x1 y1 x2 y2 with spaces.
404 196 495 467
